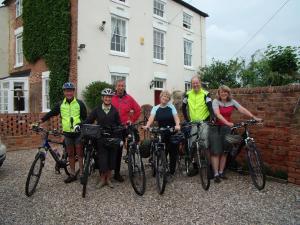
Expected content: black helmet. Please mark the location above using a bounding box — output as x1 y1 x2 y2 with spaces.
101 88 114 96
62 82 75 90
139 139 151 158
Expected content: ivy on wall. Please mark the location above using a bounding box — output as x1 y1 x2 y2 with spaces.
23 0 71 107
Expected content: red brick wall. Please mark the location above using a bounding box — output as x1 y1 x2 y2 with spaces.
6 0 49 113
0 113 61 151
210 85 300 185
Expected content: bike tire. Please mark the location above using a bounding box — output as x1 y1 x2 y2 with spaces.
196 144 210 191
128 146 146 196
156 148 167 195
25 153 44 197
246 142 266 190
82 150 91 198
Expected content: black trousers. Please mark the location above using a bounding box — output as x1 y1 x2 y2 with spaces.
164 136 178 175
96 139 117 173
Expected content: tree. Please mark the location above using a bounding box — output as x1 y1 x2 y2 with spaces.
198 58 243 89
82 81 113 110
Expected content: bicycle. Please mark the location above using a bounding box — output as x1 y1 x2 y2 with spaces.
80 124 123 197
80 124 102 198
25 124 70 197
226 119 266 190
147 126 174 195
179 121 211 191
125 122 146 196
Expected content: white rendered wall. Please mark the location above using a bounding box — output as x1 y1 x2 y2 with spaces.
77 0 206 106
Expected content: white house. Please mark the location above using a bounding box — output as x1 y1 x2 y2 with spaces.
77 0 208 105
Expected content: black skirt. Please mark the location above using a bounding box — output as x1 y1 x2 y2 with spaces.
96 138 119 172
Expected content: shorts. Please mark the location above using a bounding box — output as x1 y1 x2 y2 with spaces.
189 123 209 149
209 126 231 155
64 135 82 147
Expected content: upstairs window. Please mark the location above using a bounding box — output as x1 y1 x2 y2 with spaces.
153 0 165 18
183 12 192 29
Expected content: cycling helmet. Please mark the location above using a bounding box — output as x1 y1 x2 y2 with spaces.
101 88 114 96
62 82 75 90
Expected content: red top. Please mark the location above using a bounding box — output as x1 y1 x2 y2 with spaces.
112 93 141 125
212 99 241 126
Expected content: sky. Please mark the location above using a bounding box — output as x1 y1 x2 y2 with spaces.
186 0 300 64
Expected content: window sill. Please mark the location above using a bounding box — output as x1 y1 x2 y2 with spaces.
111 0 130 8
110 51 130 58
183 27 194 33
153 59 167 66
14 63 23 69
184 66 195 71
153 14 168 23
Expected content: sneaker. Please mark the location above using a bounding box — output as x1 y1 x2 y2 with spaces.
114 174 124 182
64 175 77 183
96 180 106 189
219 173 228 180
214 175 221 183
107 179 114 188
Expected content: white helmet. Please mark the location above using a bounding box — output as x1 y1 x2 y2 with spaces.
101 88 114 96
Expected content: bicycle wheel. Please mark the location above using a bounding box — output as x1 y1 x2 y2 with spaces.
246 142 266 190
128 145 146 196
196 143 210 191
25 152 45 197
156 147 167 195
81 149 91 198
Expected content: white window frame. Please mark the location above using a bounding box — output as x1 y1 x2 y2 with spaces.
110 73 128 87
110 15 128 57
153 0 166 20
183 12 192 30
153 79 164 90
184 39 193 68
111 0 129 7
0 81 9 114
153 29 166 64
14 27 23 68
0 77 29 114
184 81 192 92
42 71 50 112
16 0 23 17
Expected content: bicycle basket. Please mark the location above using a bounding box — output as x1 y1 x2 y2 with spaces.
139 139 151 158
103 138 123 148
225 134 242 144
81 124 102 139
170 132 185 145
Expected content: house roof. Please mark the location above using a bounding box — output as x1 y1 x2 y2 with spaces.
172 0 209 17
2 0 209 17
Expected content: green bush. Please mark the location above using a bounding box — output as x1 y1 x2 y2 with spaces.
23 0 71 107
82 81 113 109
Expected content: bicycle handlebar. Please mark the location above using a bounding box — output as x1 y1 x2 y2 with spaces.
231 119 263 130
30 124 62 137
145 126 175 134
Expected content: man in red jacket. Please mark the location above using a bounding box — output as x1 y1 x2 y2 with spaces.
112 80 141 182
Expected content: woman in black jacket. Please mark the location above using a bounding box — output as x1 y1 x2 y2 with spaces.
83 88 121 188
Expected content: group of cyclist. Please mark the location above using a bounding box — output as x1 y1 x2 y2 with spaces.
40 75 261 188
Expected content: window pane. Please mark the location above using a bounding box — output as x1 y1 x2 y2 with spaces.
111 16 127 53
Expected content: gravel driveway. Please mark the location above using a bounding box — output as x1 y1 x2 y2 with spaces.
0 149 299 225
